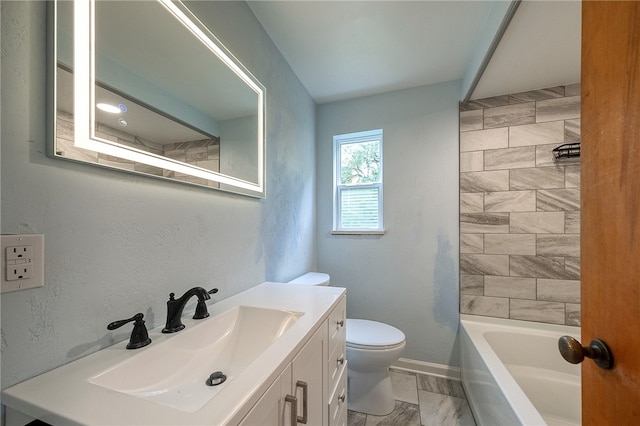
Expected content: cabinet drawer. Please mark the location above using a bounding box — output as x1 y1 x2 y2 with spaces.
328 362 347 426
327 297 346 358
328 339 346 396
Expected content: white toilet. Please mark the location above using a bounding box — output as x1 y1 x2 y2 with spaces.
288 272 406 416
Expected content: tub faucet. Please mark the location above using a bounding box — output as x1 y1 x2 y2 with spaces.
162 287 211 333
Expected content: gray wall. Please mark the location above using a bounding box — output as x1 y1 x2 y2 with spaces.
316 81 461 366
0 1 316 389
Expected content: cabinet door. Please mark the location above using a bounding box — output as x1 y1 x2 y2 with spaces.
239 367 294 426
292 325 326 426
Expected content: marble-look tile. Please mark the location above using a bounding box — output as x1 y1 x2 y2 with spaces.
566 303 581 326
510 299 565 325
460 193 484 213
536 96 581 123
460 151 484 172
564 119 581 142
391 370 419 404
460 274 484 295
365 401 421 426
537 189 580 211
537 234 580 257
537 279 581 303
535 143 563 166
510 255 567 279
348 410 367 426
460 234 484 254
134 163 164 176
460 254 509 276
508 121 565 147
460 170 509 193
484 234 536 255
460 109 484 132
565 211 580 233
484 190 536 212
565 165 580 188
460 128 508 152
417 375 465 399
460 213 510 234
484 102 536 129
565 257 581 277
510 166 565 190
418 391 476 426
461 95 509 111
484 276 536 299
510 212 565 233
460 295 509 318
484 146 536 170
565 83 581 97
509 86 564 103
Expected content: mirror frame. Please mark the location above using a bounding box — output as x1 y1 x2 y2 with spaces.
49 0 266 198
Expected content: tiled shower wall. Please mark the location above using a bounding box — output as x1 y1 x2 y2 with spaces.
459 84 581 326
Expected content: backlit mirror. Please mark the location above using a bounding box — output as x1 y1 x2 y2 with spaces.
51 0 266 197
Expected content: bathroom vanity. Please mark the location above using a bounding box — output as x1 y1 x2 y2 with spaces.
2 282 347 425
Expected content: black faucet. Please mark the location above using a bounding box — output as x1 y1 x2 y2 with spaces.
107 313 152 349
162 287 216 333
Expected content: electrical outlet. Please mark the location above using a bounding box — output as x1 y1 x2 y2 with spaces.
7 262 33 280
1 234 44 293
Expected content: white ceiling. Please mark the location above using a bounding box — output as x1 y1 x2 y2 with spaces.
248 1 581 104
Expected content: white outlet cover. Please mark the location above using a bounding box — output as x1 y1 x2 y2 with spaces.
1 234 45 293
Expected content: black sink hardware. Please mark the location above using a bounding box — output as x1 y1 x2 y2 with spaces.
162 287 211 333
206 371 227 386
107 313 152 350
194 288 219 320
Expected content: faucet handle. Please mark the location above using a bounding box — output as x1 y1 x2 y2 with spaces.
194 288 219 320
107 313 152 350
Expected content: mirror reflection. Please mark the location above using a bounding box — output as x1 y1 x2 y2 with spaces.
52 0 265 197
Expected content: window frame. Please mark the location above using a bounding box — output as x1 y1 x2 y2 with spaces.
332 129 384 234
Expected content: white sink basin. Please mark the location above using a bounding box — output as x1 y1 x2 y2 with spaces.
89 305 303 413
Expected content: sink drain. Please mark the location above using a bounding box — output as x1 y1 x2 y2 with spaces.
206 371 227 386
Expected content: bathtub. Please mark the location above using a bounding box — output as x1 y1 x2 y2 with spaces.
460 314 581 426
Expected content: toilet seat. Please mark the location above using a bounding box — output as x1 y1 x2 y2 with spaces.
346 319 405 350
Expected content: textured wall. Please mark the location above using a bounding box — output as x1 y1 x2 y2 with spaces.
0 1 316 389
317 81 461 367
459 84 581 326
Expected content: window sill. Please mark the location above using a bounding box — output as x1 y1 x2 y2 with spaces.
331 230 386 236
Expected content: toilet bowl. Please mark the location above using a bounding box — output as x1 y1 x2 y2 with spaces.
287 273 406 416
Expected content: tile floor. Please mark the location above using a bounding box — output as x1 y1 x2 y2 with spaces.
347 369 476 426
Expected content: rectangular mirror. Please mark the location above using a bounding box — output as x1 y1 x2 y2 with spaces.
50 0 266 197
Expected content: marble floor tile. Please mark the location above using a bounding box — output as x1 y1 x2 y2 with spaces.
416 375 465 399
348 371 478 426
348 410 367 426
390 370 419 404
418 391 476 426
365 401 421 426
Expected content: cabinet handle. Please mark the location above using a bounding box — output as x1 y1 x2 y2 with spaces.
285 394 297 426
337 320 344 327
338 394 346 403
337 356 345 365
296 380 308 424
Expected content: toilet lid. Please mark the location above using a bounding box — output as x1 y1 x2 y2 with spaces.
346 319 405 347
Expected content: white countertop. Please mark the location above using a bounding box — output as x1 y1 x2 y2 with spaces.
2 282 346 425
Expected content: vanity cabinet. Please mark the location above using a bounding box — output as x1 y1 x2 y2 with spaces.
239 295 346 426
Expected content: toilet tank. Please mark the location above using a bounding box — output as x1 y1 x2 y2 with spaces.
288 272 330 286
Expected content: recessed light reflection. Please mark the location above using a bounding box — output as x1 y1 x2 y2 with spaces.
96 103 121 114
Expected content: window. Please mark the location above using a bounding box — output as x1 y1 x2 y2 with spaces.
333 129 383 233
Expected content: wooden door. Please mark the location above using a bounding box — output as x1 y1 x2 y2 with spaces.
581 1 640 424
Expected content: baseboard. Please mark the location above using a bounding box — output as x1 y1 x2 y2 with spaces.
392 357 461 381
